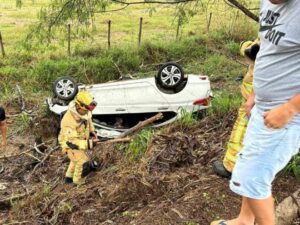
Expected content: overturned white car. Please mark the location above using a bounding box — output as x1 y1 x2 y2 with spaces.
47 63 211 138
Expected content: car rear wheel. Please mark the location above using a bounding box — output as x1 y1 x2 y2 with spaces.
53 76 78 101
156 63 184 89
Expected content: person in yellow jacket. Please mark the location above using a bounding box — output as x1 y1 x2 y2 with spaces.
59 91 98 185
212 39 260 178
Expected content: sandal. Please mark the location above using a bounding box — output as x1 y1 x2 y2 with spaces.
210 220 228 225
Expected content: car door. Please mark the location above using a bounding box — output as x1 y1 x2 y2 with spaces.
123 79 170 113
84 83 127 115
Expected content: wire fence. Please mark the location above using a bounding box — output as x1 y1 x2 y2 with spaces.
0 0 260 58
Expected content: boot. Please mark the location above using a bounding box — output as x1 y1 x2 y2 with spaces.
65 177 73 184
212 160 231 179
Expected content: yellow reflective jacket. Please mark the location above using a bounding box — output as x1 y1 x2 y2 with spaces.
58 101 95 152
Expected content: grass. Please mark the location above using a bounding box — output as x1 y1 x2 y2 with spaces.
0 0 258 54
0 1 256 98
125 128 154 162
208 90 242 118
283 154 300 180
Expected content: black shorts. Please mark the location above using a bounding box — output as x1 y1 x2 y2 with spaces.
0 107 6 122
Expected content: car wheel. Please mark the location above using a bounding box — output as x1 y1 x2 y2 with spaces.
157 63 184 89
53 76 78 101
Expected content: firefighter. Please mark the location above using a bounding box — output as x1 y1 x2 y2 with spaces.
59 91 98 185
212 39 260 178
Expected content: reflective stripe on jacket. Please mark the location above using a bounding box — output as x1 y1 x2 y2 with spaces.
58 101 95 151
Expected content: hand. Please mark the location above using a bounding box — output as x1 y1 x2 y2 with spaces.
90 131 98 139
263 103 297 129
92 138 101 147
244 93 255 118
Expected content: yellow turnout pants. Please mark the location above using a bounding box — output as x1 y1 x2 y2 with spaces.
223 81 253 172
65 149 89 184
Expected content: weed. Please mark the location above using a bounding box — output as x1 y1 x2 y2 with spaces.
177 107 197 128
15 112 32 132
283 154 300 180
126 128 153 162
58 202 73 213
208 91 242 118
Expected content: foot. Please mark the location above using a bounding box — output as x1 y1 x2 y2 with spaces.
65 177 73 184
212 160 231 179
211 220 227 225
73 178 86 186
211 218 255 225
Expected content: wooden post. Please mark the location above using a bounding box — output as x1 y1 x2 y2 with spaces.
176 19 180 40
0 31 5 58
138 17 143 47
67 24 71 56
108 20 111 49
207 12 212 32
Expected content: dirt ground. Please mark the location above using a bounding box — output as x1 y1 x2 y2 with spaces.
0 103 299 225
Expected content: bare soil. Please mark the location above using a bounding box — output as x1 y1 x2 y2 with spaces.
0 104 299 225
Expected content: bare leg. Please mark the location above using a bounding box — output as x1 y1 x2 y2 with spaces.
248 196 275 225
227 197 255 225
0 120 7 147
211 197 255 225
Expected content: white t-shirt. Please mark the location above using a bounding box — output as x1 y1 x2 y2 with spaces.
254 0 300 123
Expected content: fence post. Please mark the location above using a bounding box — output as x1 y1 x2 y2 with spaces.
207 12 212 32
138 17 143 47
108 20 111 49
0 31 5 58
67 24 71 56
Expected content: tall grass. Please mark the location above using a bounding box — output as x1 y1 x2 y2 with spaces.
208 91 242 118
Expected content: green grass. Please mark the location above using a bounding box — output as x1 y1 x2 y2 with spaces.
284 154 300 180
0 0 258 54
209 90 242 118
126 128 154 162
0 0 256 98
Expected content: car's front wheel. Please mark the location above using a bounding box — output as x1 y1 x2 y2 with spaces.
156 62 184 90
53 76 78 101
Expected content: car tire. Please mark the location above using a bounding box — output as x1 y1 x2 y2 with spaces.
156 63 184 89
53 76 78 101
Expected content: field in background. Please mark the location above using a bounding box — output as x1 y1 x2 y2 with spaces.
0 0 261 120
0 0 259 55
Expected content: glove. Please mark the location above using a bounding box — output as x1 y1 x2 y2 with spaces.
87 138 101 150
92 139 100 147
90 131 97 139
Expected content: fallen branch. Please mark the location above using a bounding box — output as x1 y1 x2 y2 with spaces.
117 112 163 138
23 152 41 162
99 137 131 144
0 190 35 206
112 60 123 78
0 141 54 160
29 145 60 177
16 85 25 112
4 221 30 225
